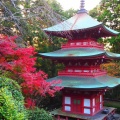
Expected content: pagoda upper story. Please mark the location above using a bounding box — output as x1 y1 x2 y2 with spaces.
40 0 120 77
39 0 120 89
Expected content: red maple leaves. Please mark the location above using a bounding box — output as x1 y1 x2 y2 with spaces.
0 35 62 108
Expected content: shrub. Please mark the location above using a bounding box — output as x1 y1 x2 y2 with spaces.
28 108 53 120
0 77 28 120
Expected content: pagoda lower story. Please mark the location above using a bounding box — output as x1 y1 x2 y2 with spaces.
51 89 117 120
46 74 120 120
62 89 104 116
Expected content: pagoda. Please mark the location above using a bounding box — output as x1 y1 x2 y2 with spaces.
39 0 120 120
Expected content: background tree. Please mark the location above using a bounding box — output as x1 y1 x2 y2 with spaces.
97 0 120 53
89 7 100 18
0 0 62 36
93 0 120 100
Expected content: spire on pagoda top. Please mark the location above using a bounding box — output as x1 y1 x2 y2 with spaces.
77 0 87 14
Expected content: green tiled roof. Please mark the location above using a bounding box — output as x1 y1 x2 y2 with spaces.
43 13 119 38
44 13 102 31
39 48 120 59
47 75 120 89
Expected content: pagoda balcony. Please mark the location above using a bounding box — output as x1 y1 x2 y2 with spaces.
58 68 107 77
61 40 104 49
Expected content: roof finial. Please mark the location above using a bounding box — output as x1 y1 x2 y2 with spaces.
77 0 87 14
80 0 85 10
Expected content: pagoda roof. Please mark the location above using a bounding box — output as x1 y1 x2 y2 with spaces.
44 12 119 38
47 75 120 89
39 48 120 59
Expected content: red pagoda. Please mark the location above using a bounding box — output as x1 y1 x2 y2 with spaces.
39 0 120 119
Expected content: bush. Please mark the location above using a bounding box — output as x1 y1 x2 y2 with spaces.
28 108 53 120
0 77 28 120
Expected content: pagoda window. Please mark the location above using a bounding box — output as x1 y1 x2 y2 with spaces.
83 99 91 114
84 99 90 107
91 70 93 73
84 70 89 73
65 106 71 111
64 97 71 112
68 69 73 72
84 108 90 114
65 97 71 104
76 42 81 45
75 69 81 72
83 42 87 45
70 43 75 46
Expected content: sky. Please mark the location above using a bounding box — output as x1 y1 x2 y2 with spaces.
56 0 101 11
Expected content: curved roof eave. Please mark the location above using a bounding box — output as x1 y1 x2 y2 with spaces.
46 75 120 89
44 24 119 38
39 48 105 58
106 51 120 59
39 48 120 59
104 26 120 35
44 24 103 33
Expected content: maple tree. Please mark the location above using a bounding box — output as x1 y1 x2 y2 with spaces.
101 62 120 77
0 34 62 109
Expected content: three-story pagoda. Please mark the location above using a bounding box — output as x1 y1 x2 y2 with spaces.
39 0 120 119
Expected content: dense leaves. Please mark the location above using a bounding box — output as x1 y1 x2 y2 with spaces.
0 35 62 108
98 0 120 53
98 0 120 30
101 62 120 77
0 0 62 36
28 108 53 120
0 77 27 120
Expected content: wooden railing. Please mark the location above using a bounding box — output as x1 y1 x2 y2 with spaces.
61 40 104 49
58 68 106 77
